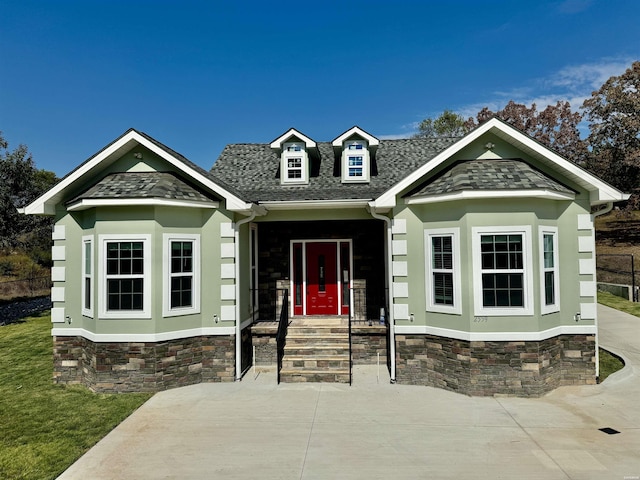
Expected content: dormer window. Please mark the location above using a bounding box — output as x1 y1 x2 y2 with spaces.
282 142 307 184
342 140 369 183
332 126 379 184
270 129 317 186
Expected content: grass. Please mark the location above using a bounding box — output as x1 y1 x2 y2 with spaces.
598 290 640 317
599 348 624 383
0 313 152 480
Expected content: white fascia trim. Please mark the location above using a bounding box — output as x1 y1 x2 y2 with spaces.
67 198 219 211
51 326 236 342
270 128 316 149
373 118 627 209
394 324 597 341
259 199 371 210
406 189 575 205
23 130 252 215
332 126 379 147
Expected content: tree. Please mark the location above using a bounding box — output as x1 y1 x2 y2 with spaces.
414 110 472 138
582 61 640 196
0 132 58 255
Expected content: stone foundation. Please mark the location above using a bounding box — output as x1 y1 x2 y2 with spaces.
395 334 596 396
53 335 235 393
351 325 388 365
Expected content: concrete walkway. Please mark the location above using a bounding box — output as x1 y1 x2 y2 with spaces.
59 305 640 479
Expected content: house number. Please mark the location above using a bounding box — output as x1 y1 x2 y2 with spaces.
473 316 488 323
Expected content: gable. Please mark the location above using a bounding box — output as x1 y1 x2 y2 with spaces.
372 118 628 210
23 129 252 215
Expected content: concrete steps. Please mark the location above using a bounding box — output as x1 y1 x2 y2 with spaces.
279 317 351 383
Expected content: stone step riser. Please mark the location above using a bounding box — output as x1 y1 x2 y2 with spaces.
279 372 350 383
284 350 349 357
285 340 349 348
287 327 349 334
281 360 351 369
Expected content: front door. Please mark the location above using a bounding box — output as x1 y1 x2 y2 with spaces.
305 242 338 315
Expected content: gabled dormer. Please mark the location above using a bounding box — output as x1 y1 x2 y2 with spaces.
270 128 317 185
332 126 379 183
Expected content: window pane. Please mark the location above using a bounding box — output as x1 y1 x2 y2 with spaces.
348 167 363 177
482 273 524 307
84 278 91 309
84 242 91 274
545 271 555 305
107 278 144 311
287 158 302 168
171 276 192 308
433 272 453 305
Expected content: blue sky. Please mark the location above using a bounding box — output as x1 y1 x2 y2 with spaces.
1 0 639 177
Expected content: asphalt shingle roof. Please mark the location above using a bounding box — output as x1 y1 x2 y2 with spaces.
209 138 461 202
67 171 217 204
407 159 574 198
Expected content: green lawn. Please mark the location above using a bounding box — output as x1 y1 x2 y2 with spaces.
0 313 151 480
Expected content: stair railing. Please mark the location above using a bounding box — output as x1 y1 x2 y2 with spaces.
348 286 353 386
276 289 289 384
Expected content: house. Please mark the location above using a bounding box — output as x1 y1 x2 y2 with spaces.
23 118 628 396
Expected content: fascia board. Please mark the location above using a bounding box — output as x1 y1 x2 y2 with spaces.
131 134 252 211
259 199 370 210
490 123 628 203
66 198 220 211
405 189 576 205
23 134 140 215
373 122 495 208
269 128 316 149
24 130 253 215
331 126 380 147
374 118 628 209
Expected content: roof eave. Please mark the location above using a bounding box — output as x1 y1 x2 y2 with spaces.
66 198 220 212
405 189 576 205
258 199 371 210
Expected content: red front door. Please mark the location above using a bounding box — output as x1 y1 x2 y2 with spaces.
305 242 338 315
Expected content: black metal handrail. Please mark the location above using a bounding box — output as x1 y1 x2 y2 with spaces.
348 288 353 386
276 289 289 384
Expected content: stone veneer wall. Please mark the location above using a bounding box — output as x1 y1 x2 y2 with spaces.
395 334 595 397
351 326 388 365
53 335 235 393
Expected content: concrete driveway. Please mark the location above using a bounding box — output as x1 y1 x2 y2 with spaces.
58 304 640 479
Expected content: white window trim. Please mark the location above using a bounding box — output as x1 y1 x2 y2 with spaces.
163 234 200 317
424 228 461 315
539 226 560 314
81 235 94 318
281 141 309 185
341 140 370 183
472 226 534 316
99 234 151 319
